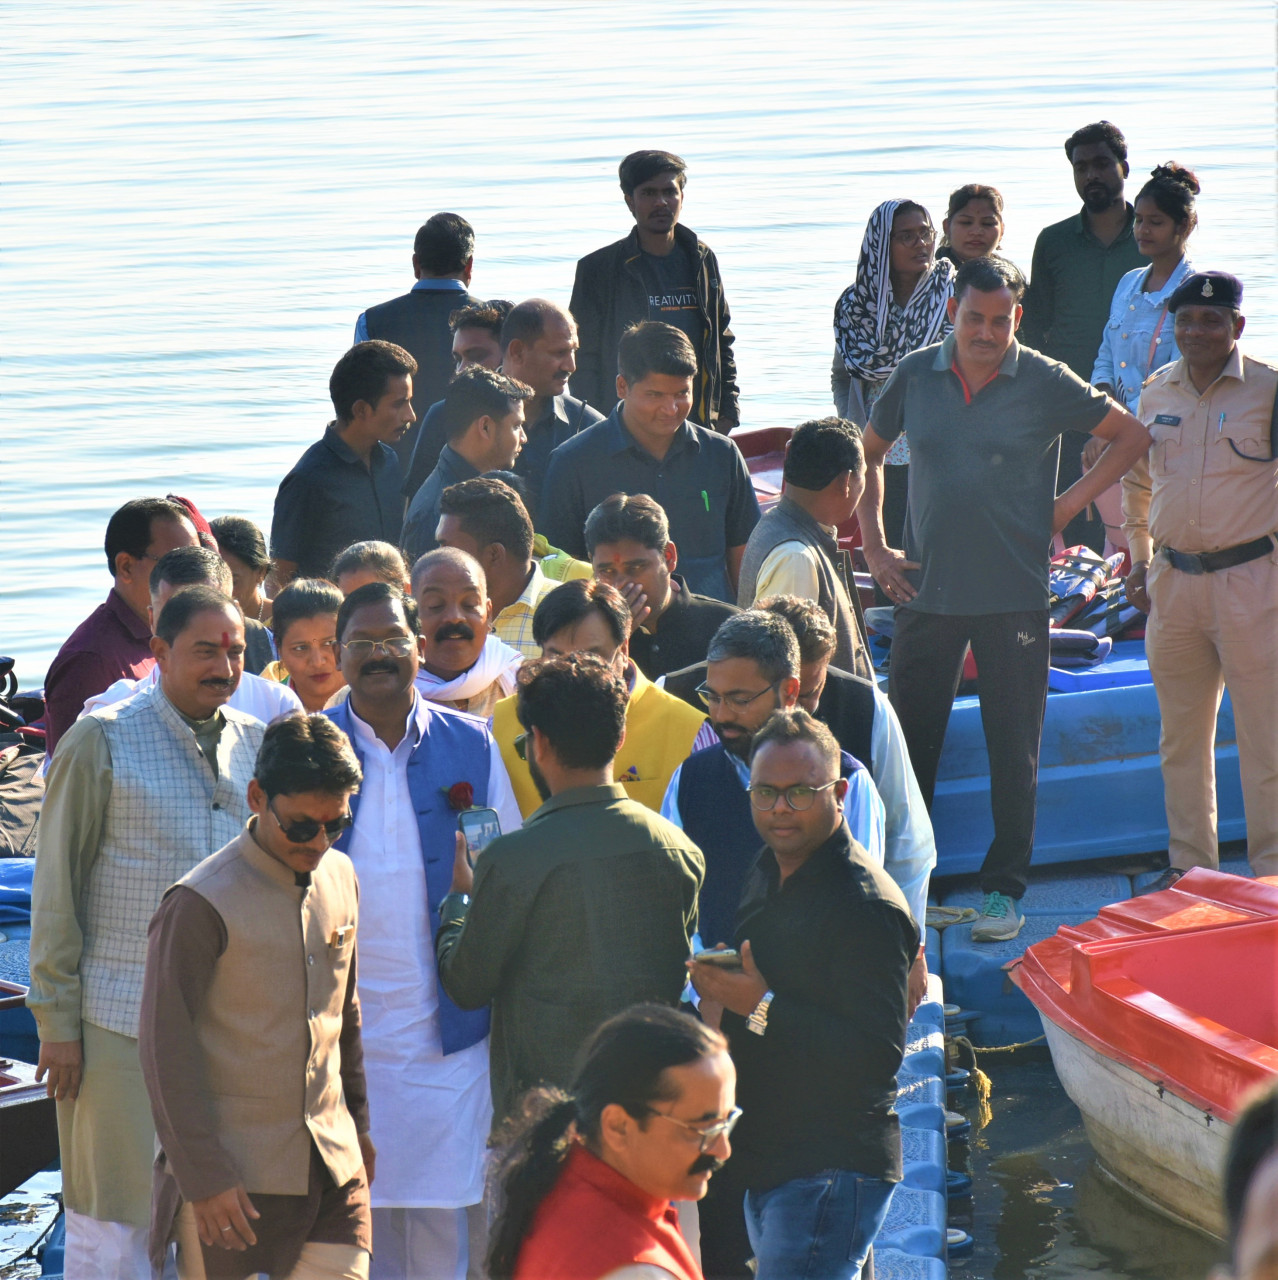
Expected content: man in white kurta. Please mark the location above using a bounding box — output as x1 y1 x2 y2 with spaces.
325 581 521 1279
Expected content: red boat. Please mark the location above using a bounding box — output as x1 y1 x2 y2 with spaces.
1011 868 1278 1237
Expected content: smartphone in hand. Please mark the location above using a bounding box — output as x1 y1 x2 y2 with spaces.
458 808 502 867
692 948 743 970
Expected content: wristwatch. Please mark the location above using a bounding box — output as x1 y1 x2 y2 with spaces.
746 990 775 1036
437 891 471 921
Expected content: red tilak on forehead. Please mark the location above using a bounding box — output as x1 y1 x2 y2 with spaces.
221 632 232 650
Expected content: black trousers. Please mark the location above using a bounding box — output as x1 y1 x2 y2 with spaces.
872 463 911 608
1055 430 1106 553
888 607 1049 899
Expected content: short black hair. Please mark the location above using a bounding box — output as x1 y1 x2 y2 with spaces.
1223 1079 1278 1260
150 546 232 597
1064 120 1128 166
329 340 418 426
208 515 271 572
336 580 420 643
271 578 344 648
441 366 533 442
515 653 628 769
584 493 669 556
945 184 1005 223
953 255 1026 303
706 611 799 683
618 150 688 197
783 418 864 489
484 470 533 508
414 212 475 277
449 300 513 337
329 540 408 588
438 477 534 562
749 707 841 773
254 713 363 799
154 585 240 646
617 321 697 387
500 299 573 354
532 578 632 650
758 595 837 664
103 497 190 575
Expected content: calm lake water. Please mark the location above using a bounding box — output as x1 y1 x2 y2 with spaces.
3 1 1275 682
1 5 1274 1274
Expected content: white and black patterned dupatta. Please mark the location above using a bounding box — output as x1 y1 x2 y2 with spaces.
834 198 956 385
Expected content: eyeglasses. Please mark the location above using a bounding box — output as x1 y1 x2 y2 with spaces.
340 637 416 660
513 733 528 761
268 799 354 844
890 227 937 247
696 681 780 711
747 780 840 812
645 1105 743 1153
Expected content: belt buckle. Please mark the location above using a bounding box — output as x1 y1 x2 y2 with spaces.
1166 547 1204 575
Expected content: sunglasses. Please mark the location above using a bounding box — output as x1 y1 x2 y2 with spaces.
268 798 353 844
514 733 528 761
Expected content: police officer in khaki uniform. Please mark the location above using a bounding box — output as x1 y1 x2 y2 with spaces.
1123 271 1278 887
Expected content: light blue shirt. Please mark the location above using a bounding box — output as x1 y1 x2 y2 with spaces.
354 277 470 343
1091 257 1194 412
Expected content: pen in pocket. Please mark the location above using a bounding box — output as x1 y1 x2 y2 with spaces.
1218 413 1226 433
701 489 710 512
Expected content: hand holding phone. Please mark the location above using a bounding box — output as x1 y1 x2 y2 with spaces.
458 808 502 866
692 948 743 970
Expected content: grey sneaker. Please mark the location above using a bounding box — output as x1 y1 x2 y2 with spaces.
970 891 1025 942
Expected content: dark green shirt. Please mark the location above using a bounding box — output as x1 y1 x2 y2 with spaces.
1019 205 1145 380
870 334 1111 615
435 783 704 1125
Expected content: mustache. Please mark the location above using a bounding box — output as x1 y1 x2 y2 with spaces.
433 623 475 643
689 1153 725 1176
200 678 233 689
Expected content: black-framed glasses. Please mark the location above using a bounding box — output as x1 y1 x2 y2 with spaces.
340 637 416 660
268 799 353 844
747 780 840 812
696 680 780 711
514 733 528 761
646 1105 743 1153
890 227 936 247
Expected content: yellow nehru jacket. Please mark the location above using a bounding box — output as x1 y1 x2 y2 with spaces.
493 663 706 817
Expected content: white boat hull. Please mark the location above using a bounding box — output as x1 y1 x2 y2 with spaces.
1036 1015 1230 1239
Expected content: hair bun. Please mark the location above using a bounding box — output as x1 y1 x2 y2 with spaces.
1150 162 1201 195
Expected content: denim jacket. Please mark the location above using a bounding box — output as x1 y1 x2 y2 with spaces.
1091 257 1194 412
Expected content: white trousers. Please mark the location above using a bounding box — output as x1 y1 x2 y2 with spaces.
368 1206 487 1280
65 1208 178 1280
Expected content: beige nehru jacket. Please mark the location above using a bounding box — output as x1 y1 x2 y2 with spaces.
172 829 363 1196
1123 347 1278 563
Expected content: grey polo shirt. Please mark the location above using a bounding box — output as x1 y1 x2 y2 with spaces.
870 334 1110 615
538 408 760 603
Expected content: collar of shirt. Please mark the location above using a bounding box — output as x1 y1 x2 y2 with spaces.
755 821 855 896
529 782 630 822
411 278 469 293
510 560 547 612
322 425 387 469
560 1143 677 1225
527 394 569 435
645 573 688 635
1135 256 1194 306
438 443 482 484
1166 344 1245 392
347 690 428 755
106 586 155 643
1072 202 1136 247
602 409 701 462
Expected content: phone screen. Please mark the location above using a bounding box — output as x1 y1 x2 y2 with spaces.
459 808 502 862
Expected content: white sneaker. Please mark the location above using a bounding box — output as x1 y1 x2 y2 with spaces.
970 891 1025 942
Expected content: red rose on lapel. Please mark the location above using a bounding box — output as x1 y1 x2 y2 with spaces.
445 782 475 811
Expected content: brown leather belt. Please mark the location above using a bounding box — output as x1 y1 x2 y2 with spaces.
1161 534 1275 575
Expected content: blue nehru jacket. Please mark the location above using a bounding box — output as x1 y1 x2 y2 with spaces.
326 699 492 1055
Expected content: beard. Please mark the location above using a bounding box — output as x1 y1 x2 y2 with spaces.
713 723 753 760
527 754 552 802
